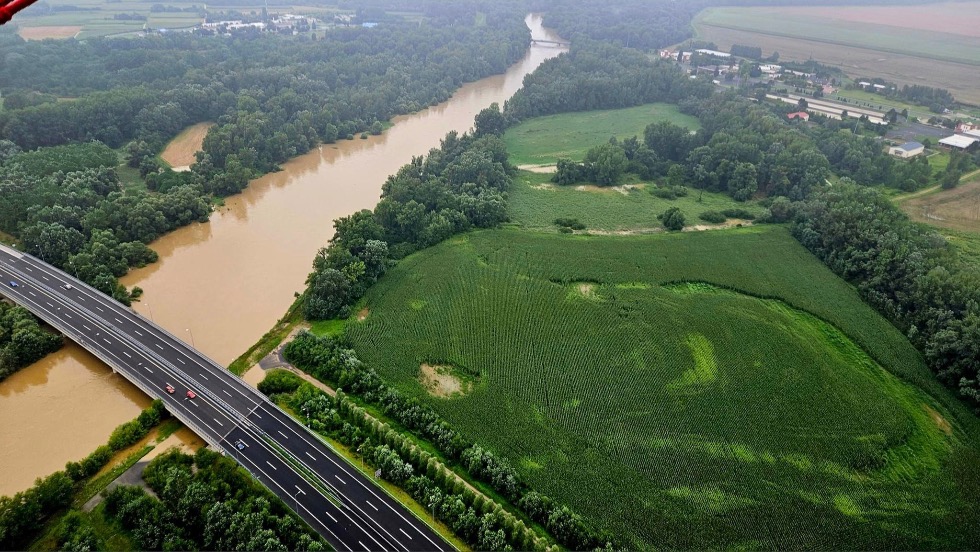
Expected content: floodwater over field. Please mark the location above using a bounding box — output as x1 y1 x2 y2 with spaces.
0 14 567 496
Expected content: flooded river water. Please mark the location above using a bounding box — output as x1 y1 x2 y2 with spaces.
0 15 567 497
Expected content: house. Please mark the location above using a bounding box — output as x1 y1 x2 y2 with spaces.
873 83 887 91
888 142 924 158
787 111 810 121
759 64 781 74
939 135 979 150
857 81 872 88
964 129 980 140
695 48 732 58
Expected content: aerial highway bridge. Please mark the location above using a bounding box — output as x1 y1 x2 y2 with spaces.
0 243 450 552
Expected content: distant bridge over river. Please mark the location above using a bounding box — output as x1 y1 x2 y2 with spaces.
530 38 570 47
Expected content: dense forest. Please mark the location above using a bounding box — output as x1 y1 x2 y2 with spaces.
0 7 530 194
101 449 325 551
0 142 210 304
0 302 62 382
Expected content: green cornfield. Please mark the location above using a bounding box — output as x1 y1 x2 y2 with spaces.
347 227 980 549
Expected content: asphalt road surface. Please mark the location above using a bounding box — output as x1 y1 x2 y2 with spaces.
0 244 451 552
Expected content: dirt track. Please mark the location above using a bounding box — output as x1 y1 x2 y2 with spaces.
160 122 213 168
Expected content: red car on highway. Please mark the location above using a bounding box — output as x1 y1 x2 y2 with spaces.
165 384 175 394
186 390 197 399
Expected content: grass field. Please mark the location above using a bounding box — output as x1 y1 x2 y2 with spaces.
897 170 980 232
346 227 980 549
693 4 980 105
508 171 764 232
503 103 699 166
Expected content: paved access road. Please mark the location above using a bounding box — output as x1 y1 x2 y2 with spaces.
0 244 450 552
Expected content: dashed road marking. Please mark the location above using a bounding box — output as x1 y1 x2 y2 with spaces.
278 431 288 439
177 358 185 364
222 389 231 397
399 528 412 539
324 510 337 523
83 324 91 330
28 291 36 297
155 344 163 350
366 500 378 511
123 351 131 358
103 338 111 345
306 451 316 460
335 475 346 485
213 417 223 427
114 317 123 323
134 330 143 336
266 461 277 470
45 302 53 307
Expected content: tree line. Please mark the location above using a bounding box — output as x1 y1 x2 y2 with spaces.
793 184 980 411
302 113 512 320
502 40 715 122
282 331 614 550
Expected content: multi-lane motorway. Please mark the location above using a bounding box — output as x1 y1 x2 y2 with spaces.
0 244 450 552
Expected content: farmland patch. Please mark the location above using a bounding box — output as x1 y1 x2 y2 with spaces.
347 227 979 549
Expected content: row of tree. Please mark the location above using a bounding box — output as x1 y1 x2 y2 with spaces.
282 331 614 550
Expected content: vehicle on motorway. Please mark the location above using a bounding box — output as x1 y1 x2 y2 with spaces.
186 390 197 399
8 280 18 287
165 384 175 394
236 440 246 450
63 284 72 290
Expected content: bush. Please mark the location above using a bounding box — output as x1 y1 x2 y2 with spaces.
658 207 686 231
257 369 304 396
721 208 756 220
554 218 586 230
651 185 688 200
698 211 727 224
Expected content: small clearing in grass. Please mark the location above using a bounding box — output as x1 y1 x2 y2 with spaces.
924 404 952 435
576 282 596 298
160 122 214 168
419 363 472 398
356 308 370 321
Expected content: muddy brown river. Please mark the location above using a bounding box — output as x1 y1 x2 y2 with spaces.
0 15 567 497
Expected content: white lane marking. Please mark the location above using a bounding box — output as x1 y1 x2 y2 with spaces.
123 351 131 358
306 451 316 460
266 461 277 470
199 374 209 381
190 400 198 407
96 306 103 312
358 542 367 551
399 528 412 540
177 358 186 364
28 291 36 296
103 338 111 345
154 344 163 350
222 389 232 397
366 500 378 511
23 266 32 271
41 275 49 280
278 431 288 439
295 485 305 495
114 317 123 323
83 324 91 330
213 417 223 427
134 330 143 336
324 510 337 523
335 475 345 485
143 365 152 373
45 302 53 307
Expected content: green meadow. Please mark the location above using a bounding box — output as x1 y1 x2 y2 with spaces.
503 103 699 166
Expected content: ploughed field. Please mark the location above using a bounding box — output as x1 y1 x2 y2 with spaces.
347 226 980 549
693 3 980 105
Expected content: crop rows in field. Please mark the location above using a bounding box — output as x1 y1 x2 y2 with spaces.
347 227 979 549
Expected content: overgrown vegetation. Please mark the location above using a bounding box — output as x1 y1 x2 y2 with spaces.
0 303 62 383
101 448 325 551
